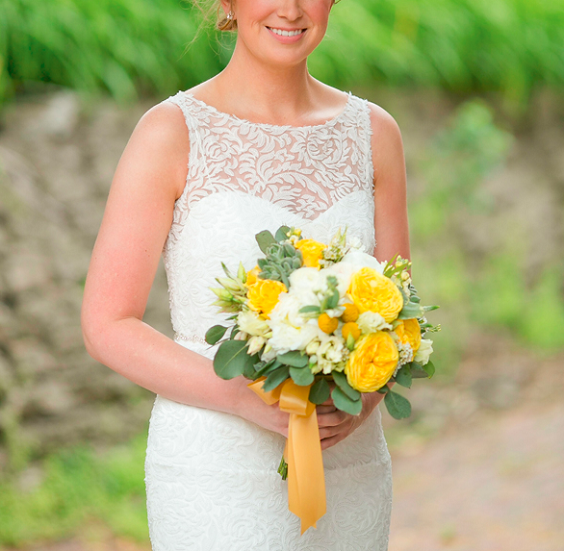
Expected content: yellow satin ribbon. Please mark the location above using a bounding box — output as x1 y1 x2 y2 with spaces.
248 377 326 534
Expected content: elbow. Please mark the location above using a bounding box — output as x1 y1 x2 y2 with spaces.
81 304 106 364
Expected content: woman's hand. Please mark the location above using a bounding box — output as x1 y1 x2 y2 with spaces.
235 385 291 438
317 391 385 450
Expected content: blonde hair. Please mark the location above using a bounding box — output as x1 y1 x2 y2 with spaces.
188 0 237 32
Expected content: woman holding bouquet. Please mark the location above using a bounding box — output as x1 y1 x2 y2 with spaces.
82 0 410 548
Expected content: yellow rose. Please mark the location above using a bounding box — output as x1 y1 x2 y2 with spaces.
348 267 403 323
394 318 421 353
295 239 327 268
247 279 287 318
345 332 399 392
246 265 261 287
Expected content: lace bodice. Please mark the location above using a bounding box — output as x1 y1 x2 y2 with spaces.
162 90 376 348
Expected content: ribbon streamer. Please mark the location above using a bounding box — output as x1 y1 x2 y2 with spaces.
248 377 326 534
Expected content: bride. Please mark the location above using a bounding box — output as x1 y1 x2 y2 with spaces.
82 0 410 548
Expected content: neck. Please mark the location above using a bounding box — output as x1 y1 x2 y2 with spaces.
212 42 318 125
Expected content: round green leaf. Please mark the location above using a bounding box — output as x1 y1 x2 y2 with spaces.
395 366 413 388
422 360 436 378
309 378 331 404
332 386 362 416
332 370 361 401
384 390 412 420
205 325 228 345
213 340 254 380
262 365 290 392
278 351 308 368
290 366 315 387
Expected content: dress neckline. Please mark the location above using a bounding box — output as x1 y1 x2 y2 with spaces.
179 90 353 130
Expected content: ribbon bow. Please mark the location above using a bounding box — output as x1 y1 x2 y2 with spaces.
248 377 326 534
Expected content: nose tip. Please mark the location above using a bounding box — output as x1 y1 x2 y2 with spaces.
277 0 304 21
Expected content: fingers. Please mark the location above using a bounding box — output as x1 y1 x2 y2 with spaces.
317 410 349 427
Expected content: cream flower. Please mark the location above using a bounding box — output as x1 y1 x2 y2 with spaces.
357 311 392 334
237 310 270 337
414 338 433 365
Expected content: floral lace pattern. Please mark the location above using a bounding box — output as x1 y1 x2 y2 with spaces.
145 91 392 550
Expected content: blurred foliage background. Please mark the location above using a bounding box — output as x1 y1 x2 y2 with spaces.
0 0 563 549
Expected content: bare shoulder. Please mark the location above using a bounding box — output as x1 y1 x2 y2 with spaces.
121 100 190 200
365 101 405 183
366 102 403 148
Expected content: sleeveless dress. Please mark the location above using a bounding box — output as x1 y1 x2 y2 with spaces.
144 91 393 550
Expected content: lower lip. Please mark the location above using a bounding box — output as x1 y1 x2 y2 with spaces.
266 27 306 44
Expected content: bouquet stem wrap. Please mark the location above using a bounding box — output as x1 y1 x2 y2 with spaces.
248 378 326 533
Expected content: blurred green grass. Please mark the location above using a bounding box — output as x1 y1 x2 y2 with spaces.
1 0 563 105
0 435 149 545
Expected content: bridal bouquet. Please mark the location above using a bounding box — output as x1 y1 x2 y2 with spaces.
205 226 439 532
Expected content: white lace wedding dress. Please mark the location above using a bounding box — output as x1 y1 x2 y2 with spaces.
144 91 393 550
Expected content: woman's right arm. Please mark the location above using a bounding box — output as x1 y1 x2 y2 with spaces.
81 102 289 436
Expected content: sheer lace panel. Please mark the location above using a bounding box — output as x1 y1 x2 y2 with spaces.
166 91 374 225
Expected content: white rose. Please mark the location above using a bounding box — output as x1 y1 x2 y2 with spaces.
268 295 323 353
319 265 355 297
414 338 433 365
288 268 323 307
342 251 385 273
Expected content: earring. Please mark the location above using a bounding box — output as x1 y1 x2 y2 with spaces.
226 10 234 21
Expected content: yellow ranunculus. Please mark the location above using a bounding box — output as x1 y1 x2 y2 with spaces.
295 239 327 268
348 267 404 323
246 265 261 287
345 332 399 392
394 318 421 353
247 279 286 318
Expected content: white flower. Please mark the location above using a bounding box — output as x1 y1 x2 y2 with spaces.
341 251 385 273
247 336 265 355
316 336 348 374
288 268 323 307
268 294 324 353
414 338 433 365
357 311 392 334
237 310 270 337
319 265 354 297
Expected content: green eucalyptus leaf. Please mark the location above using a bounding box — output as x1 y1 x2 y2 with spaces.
395 366 413 388
254 359 282 378
332 386 362 416
213 340 255 380
384 390 412 419
299 305 320 314
422 360 436 378
205 325 228 345
423 305 440 312
332 370 361 401
326 290 340 310
275 225 291 242
309 378 331 404
278 350 309 368
256 230 277 254
262 365 290 392
410 362 429 378
290 366 315 386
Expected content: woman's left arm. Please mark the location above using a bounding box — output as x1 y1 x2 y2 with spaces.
318 102 410 450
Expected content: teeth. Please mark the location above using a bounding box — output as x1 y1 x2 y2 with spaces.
270 28 304 37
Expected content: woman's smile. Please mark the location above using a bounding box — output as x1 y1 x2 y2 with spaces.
266 26 307 43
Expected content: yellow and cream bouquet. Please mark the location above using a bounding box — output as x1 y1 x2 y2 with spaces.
205 226 439 532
